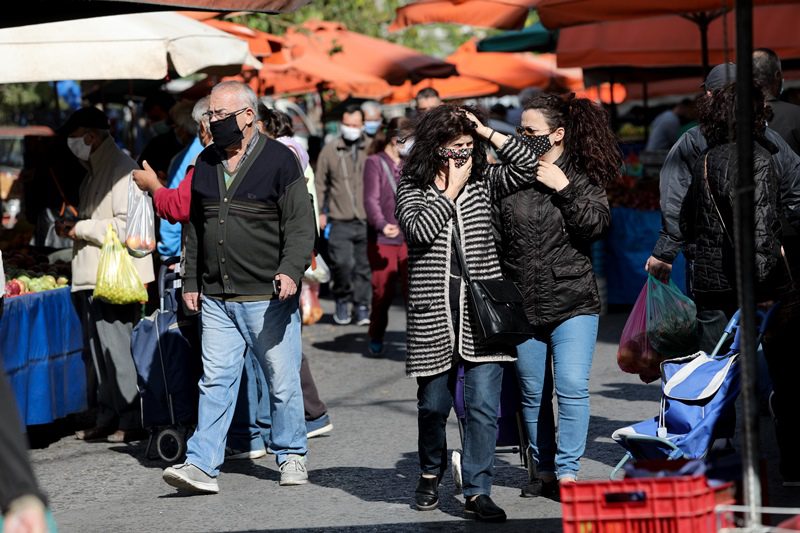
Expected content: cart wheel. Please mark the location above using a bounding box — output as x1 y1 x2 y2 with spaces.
451 450 463 493
156 428 185 463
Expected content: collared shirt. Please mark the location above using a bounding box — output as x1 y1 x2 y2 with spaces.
222 131 261 187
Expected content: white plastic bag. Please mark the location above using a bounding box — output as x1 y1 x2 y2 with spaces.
125 172 156 258
303 253 331 284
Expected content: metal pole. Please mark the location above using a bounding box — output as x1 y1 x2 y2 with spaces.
734 0 761 528
699 15 711 77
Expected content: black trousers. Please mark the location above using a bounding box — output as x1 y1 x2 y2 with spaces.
327 219 371 307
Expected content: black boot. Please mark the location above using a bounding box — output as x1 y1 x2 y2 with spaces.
464 494 507 522
521 477 560 500
415 475 439 511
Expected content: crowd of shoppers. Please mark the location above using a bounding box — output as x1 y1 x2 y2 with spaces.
5 50 800 529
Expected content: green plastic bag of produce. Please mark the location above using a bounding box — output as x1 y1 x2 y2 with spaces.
93 225 147 305
617 274 698 382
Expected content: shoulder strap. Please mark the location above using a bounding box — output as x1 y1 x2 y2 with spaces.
703 154 734 246
378 157 397 194
450 217 471 282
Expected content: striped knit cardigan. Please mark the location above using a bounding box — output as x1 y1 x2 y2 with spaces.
396 136 539 378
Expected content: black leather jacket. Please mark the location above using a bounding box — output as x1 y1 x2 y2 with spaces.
496 155 610 328
681 140 788 306
652 126 800 269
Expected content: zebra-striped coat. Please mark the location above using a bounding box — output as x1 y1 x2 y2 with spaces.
396 136 539 378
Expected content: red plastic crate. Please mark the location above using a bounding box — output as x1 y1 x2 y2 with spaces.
560 475 733 533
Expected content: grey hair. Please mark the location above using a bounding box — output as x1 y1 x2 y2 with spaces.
361 100 382 117
192 96 210 130
170 100 198 137
211 81 259 114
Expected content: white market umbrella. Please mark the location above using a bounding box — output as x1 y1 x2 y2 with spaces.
0 12 262 83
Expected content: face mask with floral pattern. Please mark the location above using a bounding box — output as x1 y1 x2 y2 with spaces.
436 146 472 168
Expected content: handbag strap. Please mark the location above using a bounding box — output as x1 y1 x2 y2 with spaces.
451 223 472 283
703 154 734 246
378 156 397 194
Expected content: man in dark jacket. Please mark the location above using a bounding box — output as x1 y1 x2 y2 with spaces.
646 64 800 486
162 81 315 494
754 48 800 156
315 105 371 326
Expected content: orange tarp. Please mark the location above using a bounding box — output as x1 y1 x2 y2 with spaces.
538 0 790 29
202 18 392 98
389 0 540 31
283 20 457 85
386 75 501 104
556 4 800 69
446 40 582 92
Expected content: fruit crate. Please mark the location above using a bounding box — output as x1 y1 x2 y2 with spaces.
561 475 734 533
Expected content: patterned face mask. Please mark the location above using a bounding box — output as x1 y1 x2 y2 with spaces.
436 146 472 168
517 133 553 157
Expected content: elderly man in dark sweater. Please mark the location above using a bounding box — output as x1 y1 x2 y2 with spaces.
162 81 315 494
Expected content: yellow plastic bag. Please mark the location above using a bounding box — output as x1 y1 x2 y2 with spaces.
93 225 147 305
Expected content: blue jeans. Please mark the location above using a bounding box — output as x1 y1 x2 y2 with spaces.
185 295 306 476
516 314 598 479
227 350 271 452
417 362 503 497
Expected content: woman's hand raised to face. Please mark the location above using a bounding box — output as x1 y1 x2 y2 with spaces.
536 160 570 192
444 156 472 200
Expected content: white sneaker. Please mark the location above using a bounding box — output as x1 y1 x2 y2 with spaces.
163 463 219 494
225 447 267 461
279 454 309 486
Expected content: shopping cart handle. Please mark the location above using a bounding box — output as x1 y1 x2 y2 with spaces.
727 303 780 352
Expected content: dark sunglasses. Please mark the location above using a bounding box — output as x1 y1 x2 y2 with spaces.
515 126 551 137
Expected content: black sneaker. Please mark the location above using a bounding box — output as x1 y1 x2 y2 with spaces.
333 300 351 325
354 305 370 326
414 475 439 511
521 477 560 500
464 494 507 522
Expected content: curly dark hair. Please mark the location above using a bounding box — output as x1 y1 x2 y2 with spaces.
698 82 772 148
401 104 488 188
523 93 622 186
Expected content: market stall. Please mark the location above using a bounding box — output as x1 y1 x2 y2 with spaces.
1 286 85 426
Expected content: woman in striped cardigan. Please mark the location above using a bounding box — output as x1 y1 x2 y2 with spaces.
395 105 543 522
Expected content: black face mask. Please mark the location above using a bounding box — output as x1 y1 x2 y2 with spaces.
210 113 244 149
517 134 553 157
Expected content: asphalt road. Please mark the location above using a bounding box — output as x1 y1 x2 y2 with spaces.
28 300 797 532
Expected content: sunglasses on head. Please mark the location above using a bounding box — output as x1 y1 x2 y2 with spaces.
516 126 551 137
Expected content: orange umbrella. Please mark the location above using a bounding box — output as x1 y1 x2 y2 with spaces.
283 20 457 85
389 0 540 31
538 0 788 29
386 75 501 104
201 18 392 99
556 4 800 69
446 39 580 91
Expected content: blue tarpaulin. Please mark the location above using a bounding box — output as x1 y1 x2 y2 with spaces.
1 288 86 425
605 207 687 305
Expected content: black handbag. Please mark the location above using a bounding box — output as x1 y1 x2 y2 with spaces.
451 227 534 345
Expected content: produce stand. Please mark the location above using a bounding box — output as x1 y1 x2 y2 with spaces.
1 287 86 425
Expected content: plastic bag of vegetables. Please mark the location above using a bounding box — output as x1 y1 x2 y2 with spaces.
617 274 698 382
94 225 148 305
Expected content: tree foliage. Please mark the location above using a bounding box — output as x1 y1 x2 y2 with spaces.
231 0 490 58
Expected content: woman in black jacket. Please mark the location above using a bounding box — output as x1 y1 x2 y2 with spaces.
495 93 620 496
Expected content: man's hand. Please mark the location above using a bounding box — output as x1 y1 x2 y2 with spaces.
444 157 472 200
183 291 201 312
274 273 297 300
66 223 77 241
536 161 570 192
645 256 672 283
319 213 327 231
383 224 400 238
132 160 163 194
